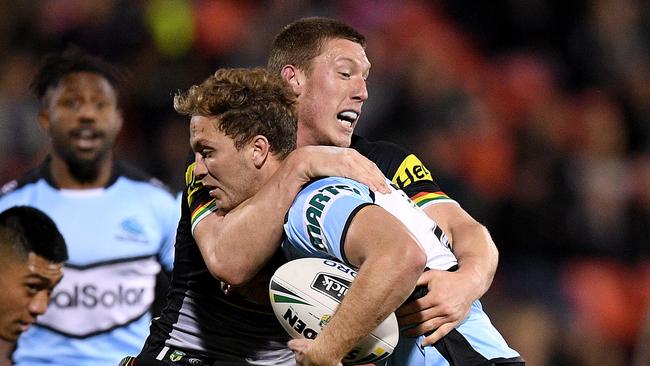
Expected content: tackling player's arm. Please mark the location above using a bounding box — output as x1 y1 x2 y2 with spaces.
408 202 498 345
193 146 389 286
296 205 427 365
391 154 499 345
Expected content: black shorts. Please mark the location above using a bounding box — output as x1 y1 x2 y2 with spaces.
121 341 219 366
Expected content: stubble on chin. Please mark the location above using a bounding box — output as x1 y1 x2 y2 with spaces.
67 158 102 183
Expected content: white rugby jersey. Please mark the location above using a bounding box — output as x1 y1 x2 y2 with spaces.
0 160 178 366
283 176 458 271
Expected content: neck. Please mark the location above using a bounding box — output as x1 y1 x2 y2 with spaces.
296 124 316 148
49 153 114 189
259 157 283 185
0 339 13 366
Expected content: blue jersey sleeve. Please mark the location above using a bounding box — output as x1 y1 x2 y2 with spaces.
282 177 375 266
156 191 181 272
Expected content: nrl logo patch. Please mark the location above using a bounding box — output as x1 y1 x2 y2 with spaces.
319 313 332 328
169 350 186 362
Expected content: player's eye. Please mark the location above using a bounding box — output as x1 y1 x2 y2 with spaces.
25 283 42 295
60 98 78 109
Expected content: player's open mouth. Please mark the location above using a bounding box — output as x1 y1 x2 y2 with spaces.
18 320 32 332
207 187 221 198
72 128 102 150
337 110 358 129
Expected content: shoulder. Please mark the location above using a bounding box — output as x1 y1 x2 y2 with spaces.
292 177 373 218
351 135 429 182
300 177 370 198
114 161 179 218
351 134 410 159
0 164 47 198
115 160 176 198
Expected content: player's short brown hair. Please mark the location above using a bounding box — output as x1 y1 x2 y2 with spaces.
267 17 366 76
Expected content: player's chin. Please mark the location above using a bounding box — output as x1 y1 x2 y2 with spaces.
1 329 21 342
332 133 353 148
214 198 235 212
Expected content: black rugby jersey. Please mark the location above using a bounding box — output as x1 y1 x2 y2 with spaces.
351 134 454 207
140 152 292 364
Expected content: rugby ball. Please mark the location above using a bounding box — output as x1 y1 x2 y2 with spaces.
269 257 399 365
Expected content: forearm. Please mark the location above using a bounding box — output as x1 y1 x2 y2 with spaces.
311 252 422 362
306 206 427 363
196 153 311 285
196 146 388 285
450 221 498 298
424 203 498 299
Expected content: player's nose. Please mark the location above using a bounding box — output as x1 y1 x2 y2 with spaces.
29 291 50 316
351 77 368 102
194 153 208 179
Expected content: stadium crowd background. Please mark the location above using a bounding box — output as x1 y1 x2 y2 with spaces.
0 1 647 365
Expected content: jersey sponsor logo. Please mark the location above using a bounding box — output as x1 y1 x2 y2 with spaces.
304 184 361 251
185 162 196 186
392 154 433 189
282 308 319 339
185 162 204 207
51 284 145 308
311 273 351 302
36 257 160 337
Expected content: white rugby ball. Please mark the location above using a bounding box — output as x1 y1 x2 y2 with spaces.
269 257 399 365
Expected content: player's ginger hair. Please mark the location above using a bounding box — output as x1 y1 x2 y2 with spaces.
174 67 297 158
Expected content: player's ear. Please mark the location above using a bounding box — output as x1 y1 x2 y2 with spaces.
115 108 124 131
37 108 51 133
251 135 270 168
281 65 303 96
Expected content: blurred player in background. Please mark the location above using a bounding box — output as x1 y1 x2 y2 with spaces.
0 206 68 365
0 48 179 366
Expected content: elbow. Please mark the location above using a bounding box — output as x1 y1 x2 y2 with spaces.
479 223 499 263
397 240 427 280
207 261 256 286
225 268 257 287
408 243 427 275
